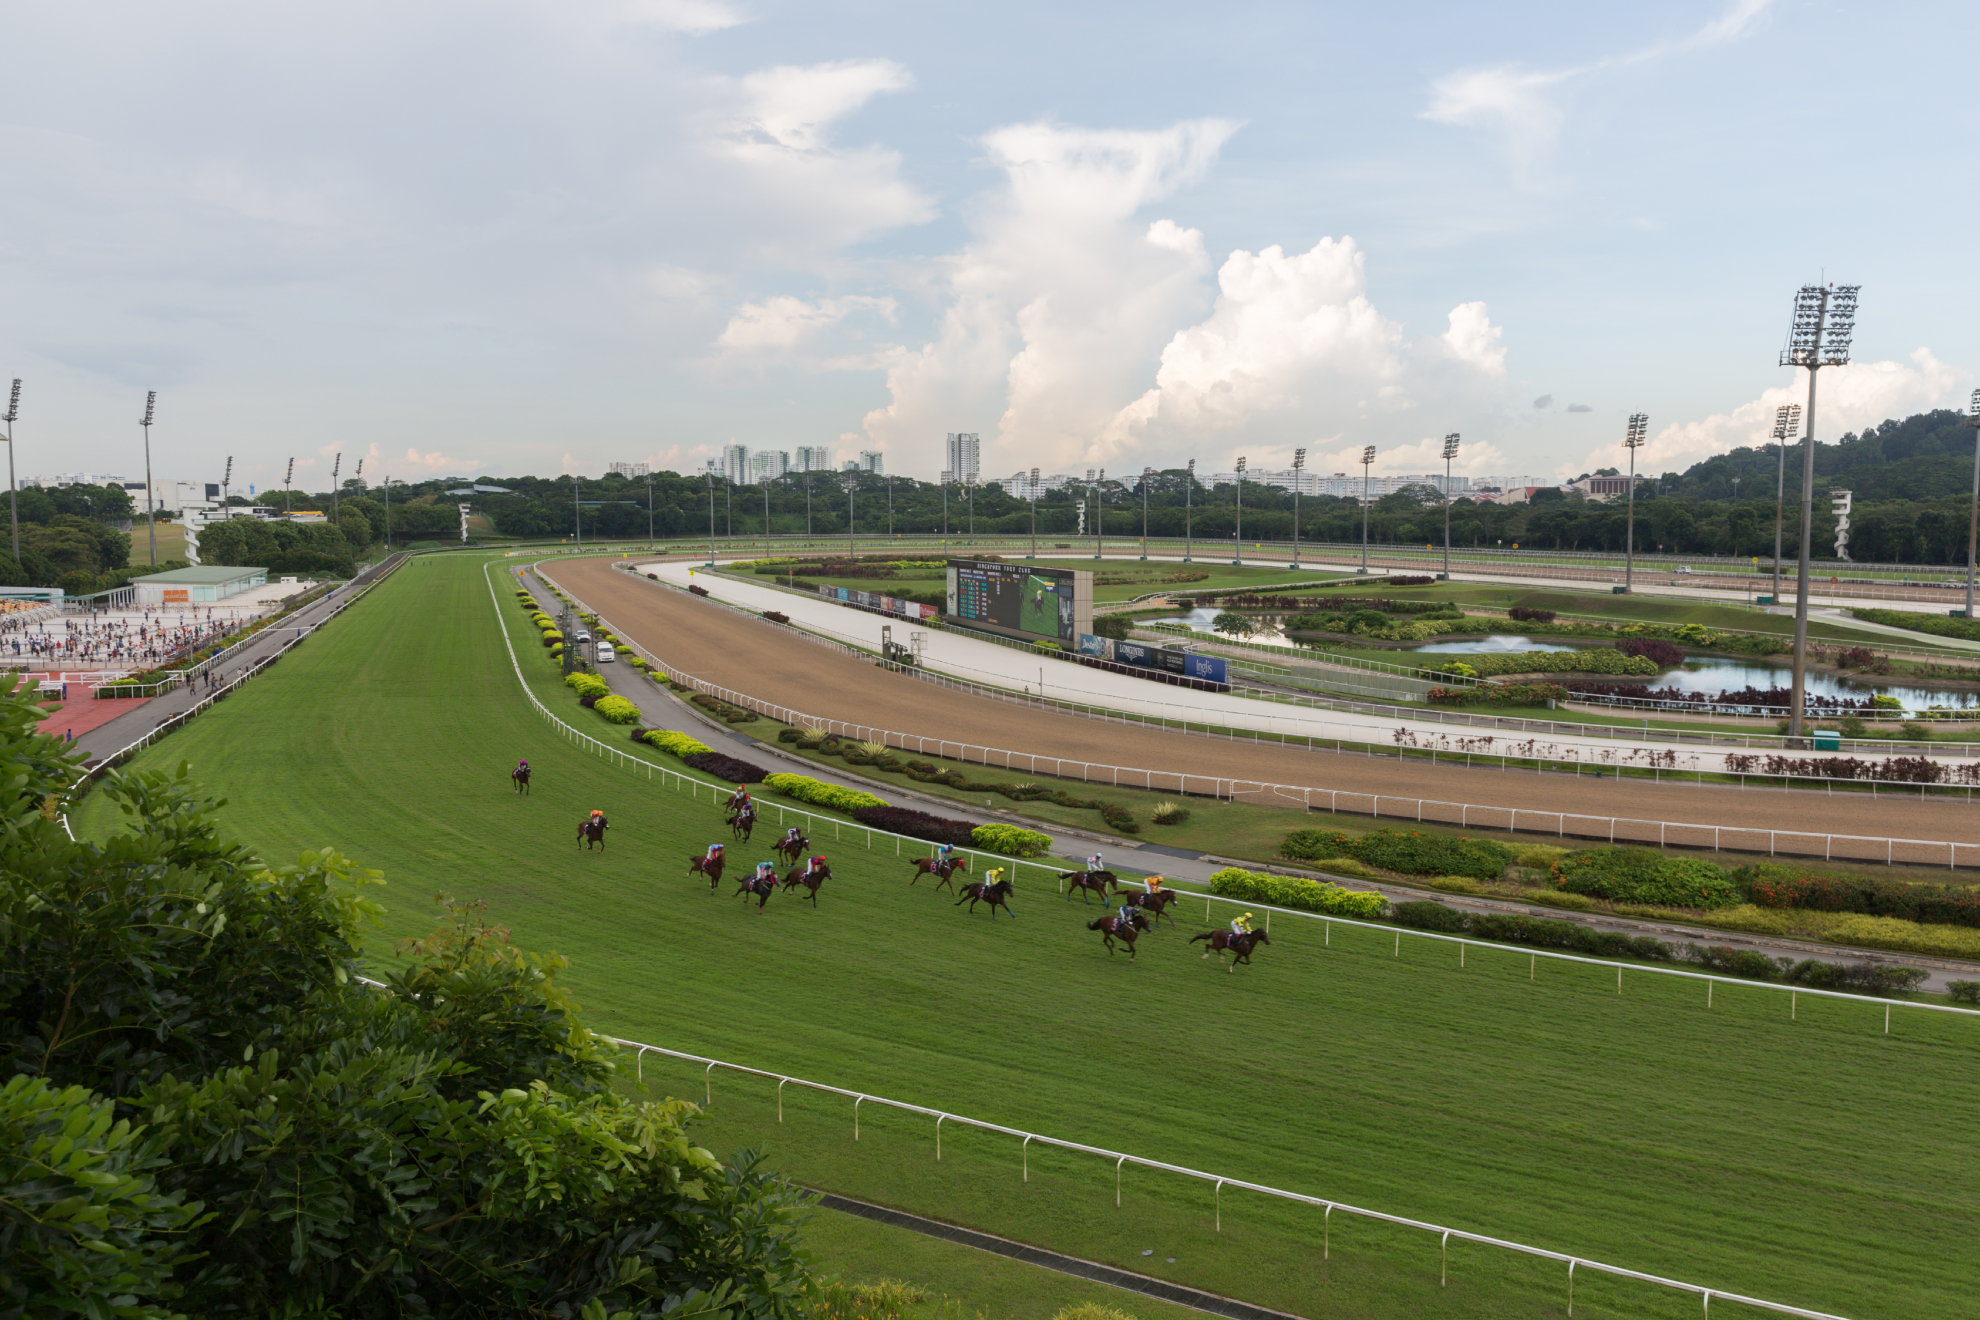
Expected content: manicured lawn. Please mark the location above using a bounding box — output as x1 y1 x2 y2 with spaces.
69 553 1980 1320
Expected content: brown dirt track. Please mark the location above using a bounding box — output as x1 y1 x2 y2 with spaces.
555 559 1980 866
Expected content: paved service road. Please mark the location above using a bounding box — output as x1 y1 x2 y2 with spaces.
549 557 1980 863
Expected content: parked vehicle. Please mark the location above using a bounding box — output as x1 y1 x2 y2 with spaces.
596 642 616 663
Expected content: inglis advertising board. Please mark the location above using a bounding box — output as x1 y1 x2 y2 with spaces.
945 559 1092 643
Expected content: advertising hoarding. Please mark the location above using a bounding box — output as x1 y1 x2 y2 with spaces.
945 560 1092 643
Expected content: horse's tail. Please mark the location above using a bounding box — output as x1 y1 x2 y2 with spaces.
1188 932 1213 944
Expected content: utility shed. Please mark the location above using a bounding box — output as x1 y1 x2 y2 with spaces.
130 565 268 604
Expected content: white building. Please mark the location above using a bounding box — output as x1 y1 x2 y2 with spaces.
608 461 649 479
750 450 790 484
795 445 834 472
858 449 884 474
722 444 750 486
944 433 980 483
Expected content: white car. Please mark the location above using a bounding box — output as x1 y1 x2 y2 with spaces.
596 642 616 663
572 630 593 644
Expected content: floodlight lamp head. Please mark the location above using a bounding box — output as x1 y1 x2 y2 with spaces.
1234 456 1246 474
141 390 156 426
1186 457 1195 473
1623 412 1648 450
1969 388 1980 419
1441 432 1460 461
1360 445 1375 466
1292 447 1307 470
4 378 18 423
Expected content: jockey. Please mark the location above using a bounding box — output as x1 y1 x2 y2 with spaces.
726 785 752 811
807 854 827 875
1143 874 1164 894
755 860 777 884
590 808 608 830
1231 911 1255 937
784 825 803 846
1085 852 1104 874
1117 899 1137 929
984 866 1005 889
935 840 955 865
705 842 724 862
516 758 528 773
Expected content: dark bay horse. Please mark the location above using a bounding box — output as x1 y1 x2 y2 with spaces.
780 862 830 906
773 831 810 866
727 807 757 841
576 818 607 850
1124 889 1181 926
688 853 726 893
1061 870 1118 904
1088 911 1151 957
511 765 531 794
908 856 968 891
733 873 775 913
954 878 1015 919
1190 929 1271 970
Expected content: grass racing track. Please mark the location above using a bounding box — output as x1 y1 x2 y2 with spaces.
70 553 1980 1320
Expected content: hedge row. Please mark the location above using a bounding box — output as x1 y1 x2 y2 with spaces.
681 751 771 783
1551 848 1741 909
971 823 1054 857
851 805 976 847
1426 682 1569 707
643 730 712 758
1738 865 1980 928
764 773 887 812
593 695 641 725
1438 648 1659 678
1282 828 1511 881
1207 867 1389 920
1849 607 1980 644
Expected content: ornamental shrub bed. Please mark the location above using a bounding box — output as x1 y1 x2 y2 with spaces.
850 805 976 847
763 773 886 812
1440 648 1658 678
565 673 611 699
971 823 1053 857
1737 864 1980 928
1282 827 1512 881
1098 803 1140 834
1950 980 1980 1004
1721 752 1977 785
1617 637 1685 667
1508 606 1556 623
689 693 758 724
680 751 771 783
762 610 789 624
592 695 641 724
688 584 710 598
1208 866 1389 919
643 729 713 758
1850 607 1980 643
1551 848 1740 908
1426 682 1569 708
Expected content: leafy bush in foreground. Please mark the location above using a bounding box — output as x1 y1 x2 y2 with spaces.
763 772 886 812
1283 828 1511 881
682 751 772 783
1426 681 1570 707
645 728 713 757
972 823 1054 857
593 694 641 724
1208 867 1389 919
1552 848 1740 909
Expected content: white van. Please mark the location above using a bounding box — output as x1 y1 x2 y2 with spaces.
596 642 616 663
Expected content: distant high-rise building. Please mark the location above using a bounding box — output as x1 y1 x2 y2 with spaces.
841 460 859 472
608 461 649 479
858 450 884 474
944 433 980 483
750 450 790 484
722 444 750 486
795 445 834 472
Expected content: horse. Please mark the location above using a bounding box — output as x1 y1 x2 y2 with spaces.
511 765 531 794
576 818 607 850
1061 870 1118 904
1088 911 1151 958
726 807 757 841
781 862 830 906
773 831 810 866
1123 889 1181 926
688 853 726 893
1190 929 1271 970
953 878 1015 920
733 873 776 913
908 855 968 891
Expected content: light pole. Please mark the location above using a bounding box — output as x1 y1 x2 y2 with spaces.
703 472 716 566
1140 466 1154 560
887 475 894 540
1770 403 1799 601
1622 414 1647 592
330 452 341 524
841 473 858 561
804 469 812 539
1231 457 1245 565
383 475 393 549
1290 449 1307 568
282 458 294 516
1780 283 1860 740
140 391 158 567
645 470 654 545
966 476 976 539
1359 445 1375 572
221 456 233 508
1439 434 1459 580
1089 468 1106 560
1963 390 1980 619
1027 467 1040 559
2 379 19 564
1183 458 1195 561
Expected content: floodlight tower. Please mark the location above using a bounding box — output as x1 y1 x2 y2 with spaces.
140 391 158 567
1027 467 1040 559
840 472 858 561
1183 458 1195 561
1359 445 1376 572
703 471 716 566
1439 433 1459 580
1622 413 1647 592
1091 467 1106 560
284 458 295 515
1779 283 1860 740
1962 390 1980 619
1290 448 1307 569
2 379 19 563
645 470 654 545
221 456 233 507
1139 466 1155 560
330 453 342 522
1231 457 1246 565
941 469 951 539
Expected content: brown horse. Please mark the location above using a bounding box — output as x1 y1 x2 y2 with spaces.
953 878 1015 920
576 818 607 850
1088 911 1151 958
1061 870 1118 904
780 862 830 906
688 853 726 893
733 872 775 913
1123 889 1181 926
908 855 968 891
773 831 810 865
1190 929 1271 970
726 806 757 841
511 765 531 794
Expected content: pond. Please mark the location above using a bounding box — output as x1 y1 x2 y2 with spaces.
1145 608 1298 647
1412 636 1579 655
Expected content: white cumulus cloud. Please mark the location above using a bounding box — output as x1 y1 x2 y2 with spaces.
715 294 897 353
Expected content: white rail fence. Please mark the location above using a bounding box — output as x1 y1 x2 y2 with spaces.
615 1039 1854 1320
543 567 1980 869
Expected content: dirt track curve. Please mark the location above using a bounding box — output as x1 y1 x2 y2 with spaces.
554 559 1980 864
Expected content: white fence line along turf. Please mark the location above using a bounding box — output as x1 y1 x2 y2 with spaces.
610 1038 1855 1320
545 563 1980 870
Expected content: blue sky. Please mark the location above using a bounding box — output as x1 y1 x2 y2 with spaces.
3 0 1975 491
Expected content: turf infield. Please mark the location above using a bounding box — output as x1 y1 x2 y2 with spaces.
68 553 1980 1320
